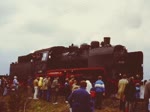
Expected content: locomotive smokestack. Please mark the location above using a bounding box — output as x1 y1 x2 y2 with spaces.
104 37 110 45
102 37 111 47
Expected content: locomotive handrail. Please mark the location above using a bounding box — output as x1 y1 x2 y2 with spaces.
46 67 106 73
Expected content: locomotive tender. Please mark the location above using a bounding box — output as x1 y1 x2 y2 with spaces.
10 37 143 83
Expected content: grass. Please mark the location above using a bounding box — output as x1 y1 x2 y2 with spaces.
1 93 121 112
24 97 121 112
24 97 69 112
26 99 70 112
0 89 146 112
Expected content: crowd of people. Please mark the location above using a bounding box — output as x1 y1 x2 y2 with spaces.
0 76 19 96
0 74 150 112
116 74 149 112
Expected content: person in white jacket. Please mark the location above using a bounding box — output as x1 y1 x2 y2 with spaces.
13 76 19 90
86 80 92 94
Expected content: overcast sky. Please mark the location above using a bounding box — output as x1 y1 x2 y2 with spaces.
0 0 150 79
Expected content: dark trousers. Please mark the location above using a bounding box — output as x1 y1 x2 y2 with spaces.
64 90 71 101
42 90 47 100
38 89 42 98
51 88 59 103
95 92 103 109
120 99 125 112
46 88 51 101
54 91 58 102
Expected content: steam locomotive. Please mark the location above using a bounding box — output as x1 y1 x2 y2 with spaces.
10 37 143 84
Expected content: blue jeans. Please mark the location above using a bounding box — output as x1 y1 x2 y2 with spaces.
46 88 51 101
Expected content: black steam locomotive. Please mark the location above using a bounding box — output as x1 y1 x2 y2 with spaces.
10 37 143 82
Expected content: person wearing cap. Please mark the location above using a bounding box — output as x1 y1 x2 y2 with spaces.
13 76 19 90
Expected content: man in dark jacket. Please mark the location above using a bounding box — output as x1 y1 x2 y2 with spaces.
68 80 92 112
124 77 136 112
